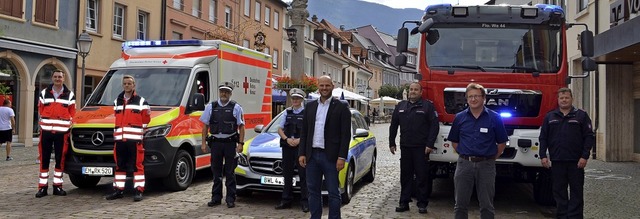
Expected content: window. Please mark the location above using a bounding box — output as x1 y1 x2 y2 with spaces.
284 14 290 28
578 0 588 11
273 50 278 69
0 0 22 18
113 4 125 38
173 0 183 10
264 47 270 56
265 7 270 25
242 39 250 48
283 50 290 70
172 31 183 39
34 0 57 26
208 0 216 22
224 6 231 28
407 54 415 64
254 1 260 21
304 25 310 40
137 11 148 40
192 71 210 103
86 0 99 32
243 0 250 16
347 46 351 57
273 11 279 30
304 57 312 76
192 0 201 17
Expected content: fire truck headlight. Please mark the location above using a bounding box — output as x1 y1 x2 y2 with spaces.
144 125 172 138
500 112 513 118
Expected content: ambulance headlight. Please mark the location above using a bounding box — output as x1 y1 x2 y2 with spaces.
144 125 172 138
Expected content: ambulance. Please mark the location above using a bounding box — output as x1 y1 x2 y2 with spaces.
64 40 273 191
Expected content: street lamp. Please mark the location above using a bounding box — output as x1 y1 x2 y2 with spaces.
285 27 298 52
77 30 93 106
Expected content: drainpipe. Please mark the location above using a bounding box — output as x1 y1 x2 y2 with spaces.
592 0 599 159
161 0 167 40
74 1 81 93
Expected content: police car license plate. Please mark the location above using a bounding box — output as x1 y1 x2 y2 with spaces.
261 176 296 186
82 167 113 176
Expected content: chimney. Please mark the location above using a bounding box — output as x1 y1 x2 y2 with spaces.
311 15 318 22
340 25 345 31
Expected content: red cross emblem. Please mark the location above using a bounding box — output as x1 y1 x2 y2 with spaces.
162 60 167 64
243 77 249 94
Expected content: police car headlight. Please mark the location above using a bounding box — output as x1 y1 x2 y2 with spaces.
237 153 249 166
144 125 172 138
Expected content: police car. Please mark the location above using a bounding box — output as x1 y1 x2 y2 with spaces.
235 108 376 204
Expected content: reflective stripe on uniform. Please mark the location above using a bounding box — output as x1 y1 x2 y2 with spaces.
41 119 72 125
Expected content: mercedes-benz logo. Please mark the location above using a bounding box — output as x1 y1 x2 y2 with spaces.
91 131 105 146
272 160 283 174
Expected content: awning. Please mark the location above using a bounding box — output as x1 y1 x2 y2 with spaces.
272 88 287 103
594 16 640 63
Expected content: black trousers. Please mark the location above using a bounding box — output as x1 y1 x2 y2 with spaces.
39 131 68 172
281 142 307 204
551 161 585 219
210 141 237 203
400 146 430 208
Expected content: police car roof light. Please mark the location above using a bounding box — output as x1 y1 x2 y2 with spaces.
536 4 564 16
122 39 202 50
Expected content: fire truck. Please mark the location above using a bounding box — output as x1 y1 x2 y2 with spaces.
64 40 273 191
395 4 596 205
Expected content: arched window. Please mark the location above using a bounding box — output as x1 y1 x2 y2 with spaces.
0 58 19 133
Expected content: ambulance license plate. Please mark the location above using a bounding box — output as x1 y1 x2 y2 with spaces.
261 176 296 186
82 167 113 176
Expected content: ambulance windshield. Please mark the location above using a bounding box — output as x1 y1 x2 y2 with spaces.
86 68 190 107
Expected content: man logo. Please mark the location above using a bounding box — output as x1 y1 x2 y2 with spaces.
272 160 283 174
91 131 105 146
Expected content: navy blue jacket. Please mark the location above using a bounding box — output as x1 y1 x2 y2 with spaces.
389 99 439 148
539 107 595 162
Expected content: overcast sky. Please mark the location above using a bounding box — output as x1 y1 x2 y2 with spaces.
360 0 489 10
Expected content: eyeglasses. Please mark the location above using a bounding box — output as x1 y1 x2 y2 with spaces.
466 95 484 100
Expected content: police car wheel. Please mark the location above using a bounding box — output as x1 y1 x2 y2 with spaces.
163 150 194 191
341 163 355 204
363 153 376 183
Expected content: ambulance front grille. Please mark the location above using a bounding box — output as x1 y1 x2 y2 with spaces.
71 128 115 151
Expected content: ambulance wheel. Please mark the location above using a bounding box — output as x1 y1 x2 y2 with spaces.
69 174 101 188
164 150 194 191
341 163 355 204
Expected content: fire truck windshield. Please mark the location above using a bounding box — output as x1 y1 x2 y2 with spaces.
426 24 561 74
86 68 191 107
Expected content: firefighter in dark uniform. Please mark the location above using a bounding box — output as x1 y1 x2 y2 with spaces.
200 82 245 208
539 88 595 219
275 88 309 212
106 75 151 202
35 69 76 198
389 82 439 214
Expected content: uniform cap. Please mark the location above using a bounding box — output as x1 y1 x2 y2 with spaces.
218 81 234 91
290 88 306 99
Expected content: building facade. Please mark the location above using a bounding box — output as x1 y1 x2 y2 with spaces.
0 0 80 145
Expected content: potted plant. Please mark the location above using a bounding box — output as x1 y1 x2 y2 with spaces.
0 69 14 104
275 75 318 96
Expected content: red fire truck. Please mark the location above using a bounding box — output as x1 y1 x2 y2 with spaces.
395 4 596 205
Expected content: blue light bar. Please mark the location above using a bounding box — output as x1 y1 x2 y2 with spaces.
425 4 452 14
536 4 564 16
500 112 513 118
122 40 202 50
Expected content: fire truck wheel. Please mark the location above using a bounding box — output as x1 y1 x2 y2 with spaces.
69 174 101 188
163 150 194 191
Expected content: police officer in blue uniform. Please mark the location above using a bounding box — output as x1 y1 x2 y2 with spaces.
200 82 245 208
389 82 439 214
275 88 309 212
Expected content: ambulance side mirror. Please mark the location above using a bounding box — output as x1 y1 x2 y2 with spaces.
188 93 206 113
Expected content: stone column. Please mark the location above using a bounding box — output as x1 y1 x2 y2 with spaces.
287 0 308 82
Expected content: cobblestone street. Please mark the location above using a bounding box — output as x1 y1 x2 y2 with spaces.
0 124 639 218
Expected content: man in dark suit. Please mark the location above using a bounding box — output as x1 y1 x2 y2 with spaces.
299 75 351 219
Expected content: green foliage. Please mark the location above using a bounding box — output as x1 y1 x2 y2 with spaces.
378 84 399 98
0 69 15 95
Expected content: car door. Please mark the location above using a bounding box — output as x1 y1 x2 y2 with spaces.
350 112 368 178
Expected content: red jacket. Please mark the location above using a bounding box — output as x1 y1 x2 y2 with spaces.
38 84 76 133
113 91 150 142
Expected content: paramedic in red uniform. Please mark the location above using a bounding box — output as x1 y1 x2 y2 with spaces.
35 69 76 198
106 75 151 202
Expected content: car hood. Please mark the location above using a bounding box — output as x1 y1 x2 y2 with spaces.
247 132 282 156
72 106 179 128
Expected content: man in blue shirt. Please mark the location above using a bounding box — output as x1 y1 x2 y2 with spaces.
200 81 245 208
447 83 508 219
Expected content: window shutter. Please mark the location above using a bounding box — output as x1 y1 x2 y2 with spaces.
11 0 23 17
44 0 57 25
34 0 45 23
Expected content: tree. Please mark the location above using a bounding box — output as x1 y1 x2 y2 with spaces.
204 16 263 47
378 84 399 98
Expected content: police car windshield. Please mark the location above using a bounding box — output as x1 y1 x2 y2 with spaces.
264 112 286 133
425 24 561 74
86 68 190 107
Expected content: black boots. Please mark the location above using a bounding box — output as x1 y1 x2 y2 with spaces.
105 189 124 200
133 190 143 202
35 187 48 198
52 186 67 196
